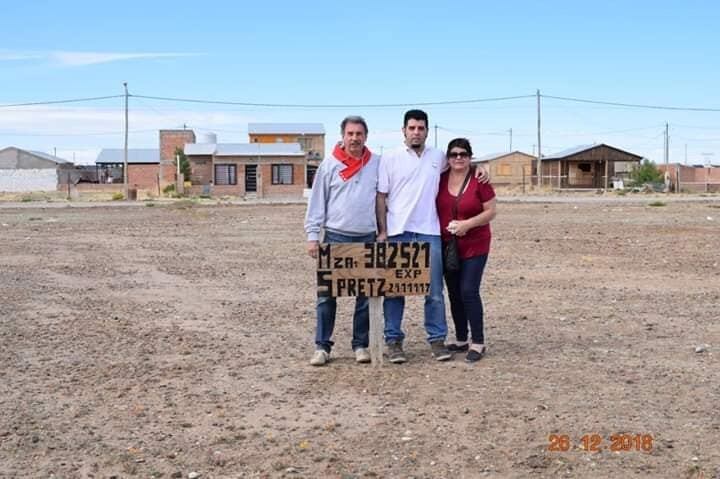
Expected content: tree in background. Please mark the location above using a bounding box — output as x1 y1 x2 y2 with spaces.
629 159 663 185
174 147 191 181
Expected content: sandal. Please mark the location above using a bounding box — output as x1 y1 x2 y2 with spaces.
466 345 486 363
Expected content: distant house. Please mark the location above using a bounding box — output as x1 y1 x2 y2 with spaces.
184 136 307 198
248 123 325 187
0 147 74 192
472 151 536 186
659 163 720 193
536 144 643 189
94 129 195 192
95 148 161 190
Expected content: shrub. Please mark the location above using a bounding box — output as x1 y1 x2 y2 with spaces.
648 201 666 207
629 159 663 186
111 192 124 201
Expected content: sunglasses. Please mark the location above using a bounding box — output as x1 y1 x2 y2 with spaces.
448 151 470 159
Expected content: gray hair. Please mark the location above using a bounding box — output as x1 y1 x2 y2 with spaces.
340 115 368 135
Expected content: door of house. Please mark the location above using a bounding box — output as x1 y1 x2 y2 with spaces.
245 165 257 192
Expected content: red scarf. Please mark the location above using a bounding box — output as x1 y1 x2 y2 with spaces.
334 143 372 181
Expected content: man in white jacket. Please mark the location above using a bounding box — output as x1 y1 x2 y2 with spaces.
305 116 379 366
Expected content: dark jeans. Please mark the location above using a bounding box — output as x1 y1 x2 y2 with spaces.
315 230 376 353
443 253 488 344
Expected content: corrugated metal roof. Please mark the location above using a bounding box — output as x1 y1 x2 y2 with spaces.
95 149 159 164
184 143 215 156
472 150 535 163
542 143 642 161
28 150 71 164
184 142 305 157
248 123 325 135
542 144 596 160
216 142 305 156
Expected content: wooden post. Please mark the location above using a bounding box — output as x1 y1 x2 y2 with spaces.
604 160 609 191
369 297 383 366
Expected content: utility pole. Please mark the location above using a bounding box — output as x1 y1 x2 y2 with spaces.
434 124 438 149
664 122 669 167
508 128 513 152
53 147 57 157
536 89 542 187
123 82 129 199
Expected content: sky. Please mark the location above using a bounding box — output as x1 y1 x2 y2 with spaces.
1 0 719 165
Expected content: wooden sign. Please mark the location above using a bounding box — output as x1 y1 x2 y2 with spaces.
316 242 430 297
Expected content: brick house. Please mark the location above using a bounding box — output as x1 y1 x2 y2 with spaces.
95 148 163 192
95 129 195 193
184 136 307 198
659 163 720 193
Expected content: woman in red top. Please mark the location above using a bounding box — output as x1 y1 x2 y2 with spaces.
436 138 497 362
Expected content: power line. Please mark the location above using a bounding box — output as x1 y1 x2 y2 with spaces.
129 93 536 108
0 128 157 137
542 94 720 112
0 95 124 108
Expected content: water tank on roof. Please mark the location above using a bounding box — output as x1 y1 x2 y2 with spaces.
200 132 218 144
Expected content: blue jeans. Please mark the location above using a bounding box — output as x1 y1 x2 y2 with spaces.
444 254 488 344
383 232 447 344
315 230 376 353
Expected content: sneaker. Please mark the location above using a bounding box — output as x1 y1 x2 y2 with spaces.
310 350 330 366
355 348 371 364
387 342 407 364
430 341 453 361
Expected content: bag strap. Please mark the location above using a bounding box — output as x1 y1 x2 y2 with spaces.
451 168 473 220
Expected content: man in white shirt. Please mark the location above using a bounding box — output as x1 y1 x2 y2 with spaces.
305 116 379 366
376 109 487 363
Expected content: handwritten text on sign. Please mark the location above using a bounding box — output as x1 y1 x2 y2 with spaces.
317 242 430 297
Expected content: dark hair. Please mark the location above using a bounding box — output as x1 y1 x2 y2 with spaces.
341 115 368 134
403 109 429 128
446 137 473 157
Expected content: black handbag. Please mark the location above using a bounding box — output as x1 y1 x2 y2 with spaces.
443 169 472 273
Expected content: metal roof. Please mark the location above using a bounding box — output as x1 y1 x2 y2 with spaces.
185 142 305 157
28 150 72 164
95 149 159 164
472 150 535 163
184 143 215 156
248 123 325 135
542 143 642 161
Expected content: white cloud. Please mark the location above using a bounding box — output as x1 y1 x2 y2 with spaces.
0 50 200 67
50 51 200 66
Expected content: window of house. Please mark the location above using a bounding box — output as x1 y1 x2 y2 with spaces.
272 164 293 185
578 163 592 173
214 164 237 185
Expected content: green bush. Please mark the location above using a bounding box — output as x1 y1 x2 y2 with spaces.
163 183 176 194
111 192 124 201
648 201 666 207
629 159 663 186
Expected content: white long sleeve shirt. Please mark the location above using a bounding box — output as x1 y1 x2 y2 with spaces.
304 152 379 241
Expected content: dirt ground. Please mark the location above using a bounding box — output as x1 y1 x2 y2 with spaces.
1 198 719 479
